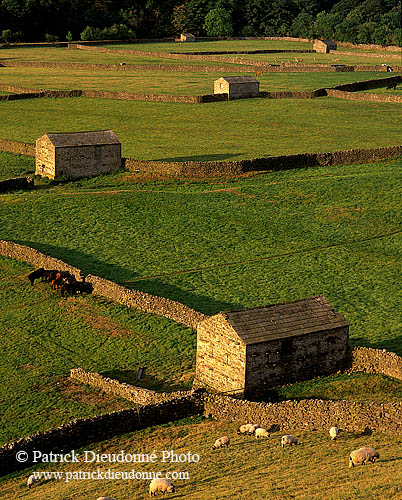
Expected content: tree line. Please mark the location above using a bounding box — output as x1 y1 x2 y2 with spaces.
0 0 400 46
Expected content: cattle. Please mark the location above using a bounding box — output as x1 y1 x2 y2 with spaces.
27 267 45 285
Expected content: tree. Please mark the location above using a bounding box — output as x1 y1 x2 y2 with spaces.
172 3 188 33
291 11 314 37
334 18 359 41
313 11 343 39
203 6 233 36
80 25 102 40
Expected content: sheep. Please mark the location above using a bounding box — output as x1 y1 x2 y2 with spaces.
247 424 260 435
238 423 253 435
27 474 38 488
149 478 175 496
349 447 380 468
213 435 230 450
255 428 269 439
281 434 298 447
96 497 116 500
359 446 380 462
329 426 339 440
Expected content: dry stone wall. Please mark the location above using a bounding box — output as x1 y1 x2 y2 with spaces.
0 137 35 156
70 368 191 405
0 240 206 329
326 89 402 103
350 347 402 380
200 392 402 436
0 395 203 477
331 76 402 92
125 145 402 178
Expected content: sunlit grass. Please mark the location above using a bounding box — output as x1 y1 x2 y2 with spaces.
0 97 401 160
0 256 195 444
1 418 402 499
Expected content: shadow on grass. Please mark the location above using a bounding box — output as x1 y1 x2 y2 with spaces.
351 336 402 357
101 369 192 392
15 241 240 315
150 153 243 162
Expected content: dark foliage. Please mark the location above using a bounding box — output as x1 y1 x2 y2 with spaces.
0 0 400 45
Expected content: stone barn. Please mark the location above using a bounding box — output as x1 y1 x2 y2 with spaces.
313 39 337 53
35 130 122 180
194 296 349 399
180 33 195 42
214 76 260 100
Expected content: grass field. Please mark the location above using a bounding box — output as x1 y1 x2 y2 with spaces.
1 158 401 345
0 255 195 444
1 417 402 499
0 152 34 181
1 251 401 446
0 97 401 160
0 65 395 94
0 40 401 498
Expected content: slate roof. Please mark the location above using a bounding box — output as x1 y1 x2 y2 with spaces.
219 295 348 345
217 76 259 84
44 130 120 148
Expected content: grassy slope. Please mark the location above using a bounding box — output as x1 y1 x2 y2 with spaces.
0 97 401 160
1 418 401 499
0 158 401 350
0 66 393 94
0 152 35 181
0 256 195 444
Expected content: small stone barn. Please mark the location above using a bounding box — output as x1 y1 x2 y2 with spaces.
313 39 337 53
180 33 195 42
194 296 349 399
214 76 260 100
35 130 121 180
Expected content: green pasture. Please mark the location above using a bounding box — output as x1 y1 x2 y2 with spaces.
243 50 400 66
0 151 34 181
102 39 314 52
0 97 401 160
264 372 402 404
0 255 195 444
1 158 401 351
0 65 394 95
0 46 241 68
1 418 402 499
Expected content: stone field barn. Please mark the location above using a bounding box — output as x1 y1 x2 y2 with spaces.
35 130 122 179
313 39 337 53
214 76 260 100
194 296 349 399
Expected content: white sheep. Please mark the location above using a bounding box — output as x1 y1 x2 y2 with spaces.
281 434 298 447
96 497 117 500
247 424 261 435
27 474 38 488
237 423 253 435
149 478 175 496
329 426 339 440
213 435 230 449
349 447 380 468
255 428 269 439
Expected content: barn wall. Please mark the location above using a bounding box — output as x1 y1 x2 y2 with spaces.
194 315 246 396
54 144 122 179
245 327 350 398
228 82 259 100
